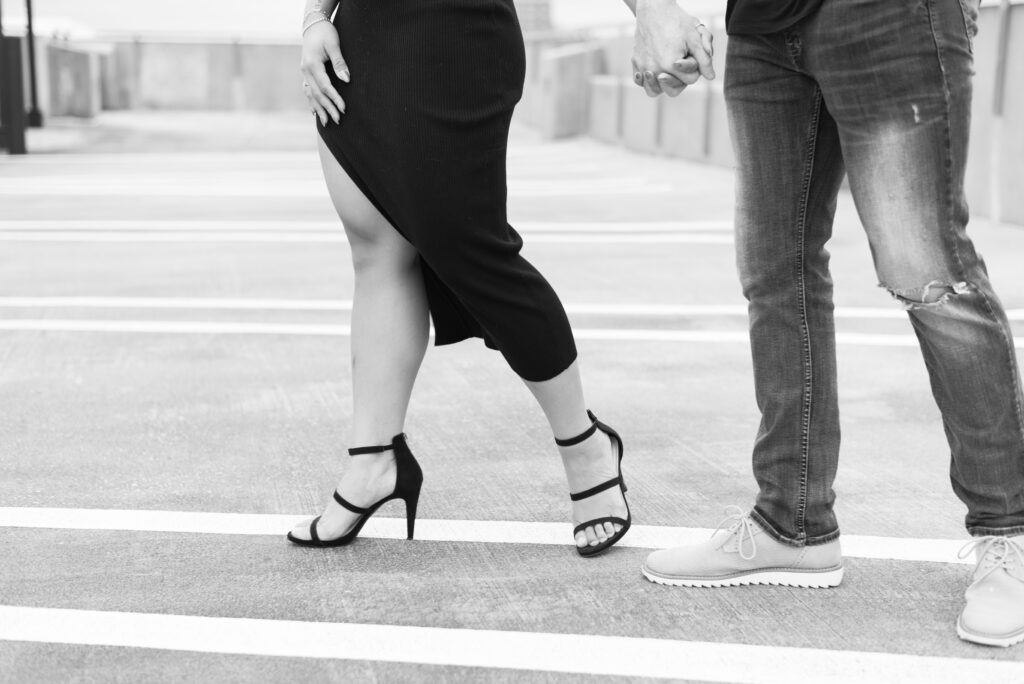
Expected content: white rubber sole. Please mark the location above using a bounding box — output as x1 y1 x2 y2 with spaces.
957 618 1024 648
641 564 845 589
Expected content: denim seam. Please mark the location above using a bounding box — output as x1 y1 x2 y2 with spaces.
923 0 964 280
925 0 1024 510
790 89 824 541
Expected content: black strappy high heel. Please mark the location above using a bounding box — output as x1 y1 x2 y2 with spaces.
286 433 423 547
556 410 631 557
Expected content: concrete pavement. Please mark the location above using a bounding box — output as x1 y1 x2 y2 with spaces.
1 112 1024 681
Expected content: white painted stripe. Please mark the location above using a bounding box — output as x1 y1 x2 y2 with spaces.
6 606 1016 683
1 320 1020 347
0 219 732 233
2 606 1018 682
521 220 731 233
0 507 972 566
0 146 620 164
0 320 352 335
526 234 732 244
0 232 351 243
0 231 728 244
3 298 1022 321
0 178 673 198
0 297 356 311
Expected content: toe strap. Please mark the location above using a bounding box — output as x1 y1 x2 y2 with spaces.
309 515 322 543
573 516 630 536
569 476 622 502
333 490 370 514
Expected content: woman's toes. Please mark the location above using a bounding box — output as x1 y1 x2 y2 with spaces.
603 521 617 538
575 531 589 548
585 526 601 546
289 520 312 541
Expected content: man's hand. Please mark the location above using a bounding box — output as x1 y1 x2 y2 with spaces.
631 0 714 97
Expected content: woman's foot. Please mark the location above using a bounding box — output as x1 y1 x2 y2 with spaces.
288 452 398 542
558 428 629 550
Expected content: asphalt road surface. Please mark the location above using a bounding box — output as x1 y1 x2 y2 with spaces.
2 112 1024 682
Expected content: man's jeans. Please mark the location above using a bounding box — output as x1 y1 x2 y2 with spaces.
725 0 1024 544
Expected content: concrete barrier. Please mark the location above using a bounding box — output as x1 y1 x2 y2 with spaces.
968 2 1024 225
704 81 733 169
237 43 306 111
519 31 588 126
588 75 623 143
659 80 709 162
536 43 605 139
46 43 101 118
621 82 660 154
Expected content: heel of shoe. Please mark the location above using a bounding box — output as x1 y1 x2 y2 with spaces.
404 492 419 540
391 433 424 541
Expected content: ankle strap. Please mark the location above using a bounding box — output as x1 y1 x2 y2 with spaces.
348 443 395 456
555 420 598 447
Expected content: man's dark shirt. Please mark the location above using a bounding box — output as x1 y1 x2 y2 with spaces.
725 0 826 35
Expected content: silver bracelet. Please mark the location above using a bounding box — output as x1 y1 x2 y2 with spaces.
302 11 331 35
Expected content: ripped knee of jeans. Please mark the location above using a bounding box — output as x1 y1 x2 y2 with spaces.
881 279 973 311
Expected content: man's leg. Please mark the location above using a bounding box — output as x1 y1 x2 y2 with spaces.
643 27 847 587
807 0 1024 645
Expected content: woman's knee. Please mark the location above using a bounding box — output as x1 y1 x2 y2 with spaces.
346 220 418 274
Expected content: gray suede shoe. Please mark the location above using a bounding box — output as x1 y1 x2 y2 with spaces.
957 535 1024 648
642 507 844 588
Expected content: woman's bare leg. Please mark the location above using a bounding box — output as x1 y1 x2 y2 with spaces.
289 139 429 541
524 361 628 549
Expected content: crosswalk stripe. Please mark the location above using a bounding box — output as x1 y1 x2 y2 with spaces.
2 319 1021 348
0 220 732 233
0 231 730 244
1 297 1022 321
1 605 1017 681
0 507 972 565
0 179 675 198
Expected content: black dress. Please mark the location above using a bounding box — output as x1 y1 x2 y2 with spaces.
318 0 577 383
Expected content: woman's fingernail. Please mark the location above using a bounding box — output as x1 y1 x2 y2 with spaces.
340 69 350 82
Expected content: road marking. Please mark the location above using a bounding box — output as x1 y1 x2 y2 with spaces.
2 298 1022 321
0 507 972 565
2 605 1017 682
0 297 358 311
0 178 674 198
0 320 353 335
0 231 729 244
0 219 732 233
1 319 1020 347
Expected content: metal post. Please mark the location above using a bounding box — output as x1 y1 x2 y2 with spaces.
25 0 43 127
0 1 8 151
0 37 28 154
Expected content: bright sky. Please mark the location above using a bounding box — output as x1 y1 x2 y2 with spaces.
0 0 723 39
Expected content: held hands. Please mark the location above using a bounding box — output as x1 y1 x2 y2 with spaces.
632 0 715 98
300 17 350 125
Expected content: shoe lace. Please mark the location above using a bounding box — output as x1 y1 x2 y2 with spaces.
711 505 758 561
958 535 1024 582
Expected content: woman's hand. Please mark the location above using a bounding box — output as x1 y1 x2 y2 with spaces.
300 20 350 125
632 0 714 97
